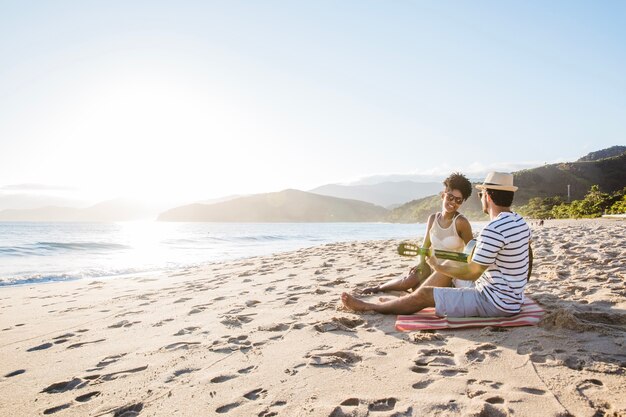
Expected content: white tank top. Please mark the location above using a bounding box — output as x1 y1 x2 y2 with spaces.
430 213 465 252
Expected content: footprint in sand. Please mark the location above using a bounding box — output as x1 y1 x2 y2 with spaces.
108 320 141 329
237 365 256 374
215 402 241 414
67 339 106 349
407 333 446 344
411 348 467 377
306 350 362 367
27 342 54 352
516 339 543 355
517 387 547 395
75 391 101 402
368 398 397 411
115 310 144 318
188 303 213 315
330 398 398 416
173 326 200 336
465 343 500 363
152 318 174 327
43 403 72 415
258 401 287 417
243 388 267 400
4 369 26 378
112 402 143 417
465 379 505 400
412 379 434 389
210 335 252 353
97 366 148 382
576 378 604 396
210 374 238 383
313 317 364 333
41 378 87 394
166 368 199 383
340 398 360 406
220 314 256 328
90 353 127 370
162 341 201 351
258 323 291 332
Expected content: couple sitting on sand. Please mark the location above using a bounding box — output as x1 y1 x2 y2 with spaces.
342 171 531 318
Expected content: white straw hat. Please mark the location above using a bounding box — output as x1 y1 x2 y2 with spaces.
475 172 518 192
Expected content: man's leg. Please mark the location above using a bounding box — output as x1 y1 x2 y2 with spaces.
342 285 436 315
418 270 454 288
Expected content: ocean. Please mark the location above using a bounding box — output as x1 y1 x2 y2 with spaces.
0 221 451 287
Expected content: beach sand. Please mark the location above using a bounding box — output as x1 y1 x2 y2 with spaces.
1 218 625 417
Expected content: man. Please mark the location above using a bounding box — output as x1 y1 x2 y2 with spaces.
341 172 531 317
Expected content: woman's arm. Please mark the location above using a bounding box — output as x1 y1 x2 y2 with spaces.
362 214 437 294
455 215 473 244
423 213 436 249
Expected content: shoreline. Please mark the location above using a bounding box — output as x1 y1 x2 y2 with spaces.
0 218 624 416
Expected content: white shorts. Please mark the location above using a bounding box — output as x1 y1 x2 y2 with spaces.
452 278 474 288
433 287 513 318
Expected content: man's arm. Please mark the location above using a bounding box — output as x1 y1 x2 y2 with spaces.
426 255 488 281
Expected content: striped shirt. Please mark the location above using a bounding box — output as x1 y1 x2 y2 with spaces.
473 212 531 314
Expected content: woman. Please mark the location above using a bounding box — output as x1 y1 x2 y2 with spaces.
362 172 474 294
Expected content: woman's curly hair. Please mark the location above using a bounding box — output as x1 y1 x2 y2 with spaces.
443 172 472 200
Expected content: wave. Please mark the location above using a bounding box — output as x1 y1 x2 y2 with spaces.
0 266 164 287
0 241 131 257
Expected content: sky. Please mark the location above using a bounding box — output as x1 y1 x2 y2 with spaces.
1 1 625 208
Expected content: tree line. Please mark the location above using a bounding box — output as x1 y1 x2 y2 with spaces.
517 185 626 219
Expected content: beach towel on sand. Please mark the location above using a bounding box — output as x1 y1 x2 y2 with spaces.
395 297 544 331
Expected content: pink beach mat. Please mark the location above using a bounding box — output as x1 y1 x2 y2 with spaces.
395 297 545 331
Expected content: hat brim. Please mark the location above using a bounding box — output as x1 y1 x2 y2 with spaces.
476 184 518 192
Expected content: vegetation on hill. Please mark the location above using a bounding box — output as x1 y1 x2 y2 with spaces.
577 145 626 162
513 151 626 203
518 185 626 219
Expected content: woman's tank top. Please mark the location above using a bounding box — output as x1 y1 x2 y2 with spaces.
429 213 465 252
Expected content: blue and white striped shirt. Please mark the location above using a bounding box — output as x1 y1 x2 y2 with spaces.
473 212 531 314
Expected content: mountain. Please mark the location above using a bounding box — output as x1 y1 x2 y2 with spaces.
309 181 443 208
577 146 626 162
513 149 626 202
158 189 389 222
388 146 626 223
0 198 157 222
0 193 87 211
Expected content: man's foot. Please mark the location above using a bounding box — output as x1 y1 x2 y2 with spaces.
341 292 373 312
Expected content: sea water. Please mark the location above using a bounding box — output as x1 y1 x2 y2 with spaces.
0 221 441 287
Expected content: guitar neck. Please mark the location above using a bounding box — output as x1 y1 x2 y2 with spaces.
397 240 476 263
432 248 470 263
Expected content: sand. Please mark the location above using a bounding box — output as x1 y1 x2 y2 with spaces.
0 218 625 417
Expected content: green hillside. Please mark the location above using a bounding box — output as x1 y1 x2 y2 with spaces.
389 147 625 223
514 151 626 202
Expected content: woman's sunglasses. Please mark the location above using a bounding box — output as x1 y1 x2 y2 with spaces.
444 192 464 205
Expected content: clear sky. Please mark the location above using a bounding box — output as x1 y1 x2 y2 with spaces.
1 1 624 207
